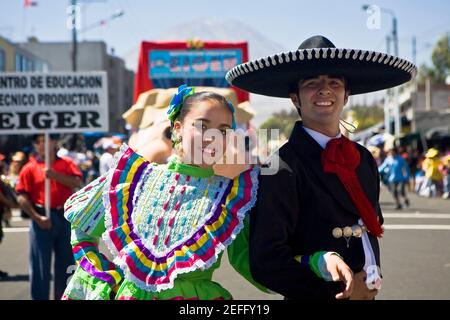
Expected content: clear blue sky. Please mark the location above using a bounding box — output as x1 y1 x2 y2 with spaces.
1 0 449 71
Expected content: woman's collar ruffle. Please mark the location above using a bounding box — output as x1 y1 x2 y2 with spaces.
100 144 259 292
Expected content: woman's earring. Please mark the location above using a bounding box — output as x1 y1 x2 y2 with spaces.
176 136 184 157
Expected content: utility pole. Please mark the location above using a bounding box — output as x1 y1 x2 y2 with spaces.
71 0 77 72
411 36 417 134
362 5 400 136
386 35 391 55
425 78 432 111
391 14 401 137
385 35 391 135
69 1 123 71
393 17 398 57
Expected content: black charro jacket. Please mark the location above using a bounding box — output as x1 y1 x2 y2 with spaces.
249 121 383 300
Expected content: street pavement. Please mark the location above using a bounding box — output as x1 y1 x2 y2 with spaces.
1 186 449 300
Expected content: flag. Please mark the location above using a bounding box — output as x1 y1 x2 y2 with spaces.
24 0 38 8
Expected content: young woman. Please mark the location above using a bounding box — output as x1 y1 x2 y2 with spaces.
62 85 351 300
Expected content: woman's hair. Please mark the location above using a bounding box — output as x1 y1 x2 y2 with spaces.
174 91 231 125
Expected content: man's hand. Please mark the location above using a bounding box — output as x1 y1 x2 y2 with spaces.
44 168 82 189
325 254 354 299
35 215 52 230
44 168 57 179
349 271 379 300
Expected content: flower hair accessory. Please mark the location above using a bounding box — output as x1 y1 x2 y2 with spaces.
167 84 195 123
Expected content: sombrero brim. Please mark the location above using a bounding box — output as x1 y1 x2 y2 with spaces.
226 48 416 97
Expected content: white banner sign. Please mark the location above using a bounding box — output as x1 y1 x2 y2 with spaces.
0 72 108 134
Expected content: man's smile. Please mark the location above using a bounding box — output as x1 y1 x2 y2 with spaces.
313 100 334 106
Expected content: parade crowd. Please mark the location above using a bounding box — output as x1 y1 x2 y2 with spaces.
369 145 450 210
0 134 121 295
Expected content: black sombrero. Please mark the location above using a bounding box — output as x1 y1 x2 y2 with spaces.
226 35 417 97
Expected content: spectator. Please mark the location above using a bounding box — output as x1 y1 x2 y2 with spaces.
421 148 443 197
442 154 450 199
99 139 119 176
409 149 420 191
15 134 82 300
0 153 20 278
378 148 411 209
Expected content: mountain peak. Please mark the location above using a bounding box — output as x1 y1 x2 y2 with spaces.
156 17 285 60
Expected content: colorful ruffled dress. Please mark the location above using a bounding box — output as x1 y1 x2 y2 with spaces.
61 145 266 300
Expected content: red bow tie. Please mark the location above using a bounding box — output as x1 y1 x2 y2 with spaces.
322 137 383 237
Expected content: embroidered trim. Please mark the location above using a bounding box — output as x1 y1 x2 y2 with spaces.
101 145 260 292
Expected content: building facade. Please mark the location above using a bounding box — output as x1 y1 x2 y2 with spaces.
0 35 51 156
22 38 134 133
0 35 49 72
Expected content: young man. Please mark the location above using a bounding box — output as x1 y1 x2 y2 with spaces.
16 134 83 300
226 35 416 299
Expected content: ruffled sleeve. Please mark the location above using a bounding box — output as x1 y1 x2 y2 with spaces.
62 173 124 300
63 256 117 300
64 174 108 237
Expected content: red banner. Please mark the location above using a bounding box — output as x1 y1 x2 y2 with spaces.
133 41 249 103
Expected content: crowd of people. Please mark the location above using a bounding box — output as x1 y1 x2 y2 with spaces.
0 134 121 287
369 145 450 210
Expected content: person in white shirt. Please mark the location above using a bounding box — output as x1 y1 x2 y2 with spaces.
99 140 119 176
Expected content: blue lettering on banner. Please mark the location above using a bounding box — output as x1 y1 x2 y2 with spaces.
149 49 242 79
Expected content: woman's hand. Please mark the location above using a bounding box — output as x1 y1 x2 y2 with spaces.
213 131 252 179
